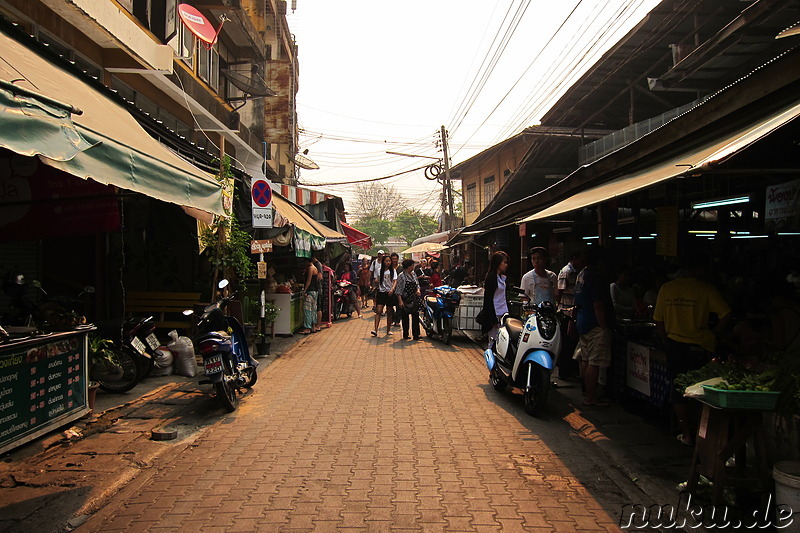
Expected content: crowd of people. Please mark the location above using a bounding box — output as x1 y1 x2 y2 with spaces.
295 249 474 341
480 244 800 420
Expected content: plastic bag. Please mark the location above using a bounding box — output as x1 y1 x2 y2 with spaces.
167 330 197 378
150 347 173 377
684 377 726 398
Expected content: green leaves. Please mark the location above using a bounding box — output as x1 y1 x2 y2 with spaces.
352 209 439 253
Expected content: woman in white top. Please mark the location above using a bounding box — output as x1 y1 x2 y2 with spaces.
371 255 397 337
480 251 510 347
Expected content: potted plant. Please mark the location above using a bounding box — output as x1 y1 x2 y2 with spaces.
87 335 123 413
254 301 280 356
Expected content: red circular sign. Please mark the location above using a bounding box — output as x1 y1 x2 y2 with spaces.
252 180 272 208
178 4 217 45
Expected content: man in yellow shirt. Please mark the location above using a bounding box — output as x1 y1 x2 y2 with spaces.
654 254 732 446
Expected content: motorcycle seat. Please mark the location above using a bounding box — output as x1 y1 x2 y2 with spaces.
503 317 524 346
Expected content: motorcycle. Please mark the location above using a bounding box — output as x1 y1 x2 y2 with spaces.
92 315 160 393
483 300 562 416
184 280 258 412
421 285 461 344
333 279 356 320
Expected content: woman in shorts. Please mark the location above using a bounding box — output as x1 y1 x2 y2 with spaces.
371 255 397 337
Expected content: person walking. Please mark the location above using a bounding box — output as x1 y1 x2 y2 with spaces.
395 259 422 340
390 252 402 327
371 255 397 337
520 247 557 306
555 250 584 381
340 261 363 319
357 257 372 310
574 246 614 407
299 258 319 335
480 251 510 347
415 258 431 296
369 250 385 294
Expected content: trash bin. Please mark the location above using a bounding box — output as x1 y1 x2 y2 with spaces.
773 461 800 532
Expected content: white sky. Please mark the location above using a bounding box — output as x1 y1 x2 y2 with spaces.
286 0 662 219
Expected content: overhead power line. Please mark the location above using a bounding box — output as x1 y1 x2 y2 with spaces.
298 164 430 187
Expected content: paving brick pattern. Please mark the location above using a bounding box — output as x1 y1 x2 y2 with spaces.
88 319 625 532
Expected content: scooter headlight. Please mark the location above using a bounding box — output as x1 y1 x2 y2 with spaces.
537 314 558 340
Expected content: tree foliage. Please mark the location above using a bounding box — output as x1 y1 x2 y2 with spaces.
393 209 439 246
352 217 393 250
354 183 405 220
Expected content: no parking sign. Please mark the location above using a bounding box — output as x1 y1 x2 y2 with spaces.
251 179 273 228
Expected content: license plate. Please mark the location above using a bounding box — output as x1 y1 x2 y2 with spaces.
204 355 223 374
145 333 160 351
131 336 147 355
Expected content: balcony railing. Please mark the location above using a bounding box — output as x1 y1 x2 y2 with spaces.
578 98 706 165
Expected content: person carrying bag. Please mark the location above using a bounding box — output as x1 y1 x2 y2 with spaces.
395 259 422 340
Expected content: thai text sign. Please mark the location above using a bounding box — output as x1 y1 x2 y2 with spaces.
626 341 651 397
0 334 88 453
765 179 800 233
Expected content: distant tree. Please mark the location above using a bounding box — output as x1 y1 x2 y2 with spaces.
393 209 439 246
354 183 405 220
352 216 393 250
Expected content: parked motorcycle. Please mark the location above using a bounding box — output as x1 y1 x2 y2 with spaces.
483 300 562 416
93 315 159 393
333 279 356 320
420 285 461 344
184 280 258 412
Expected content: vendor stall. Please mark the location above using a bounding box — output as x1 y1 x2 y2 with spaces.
0 328 92 454
270 292 304 335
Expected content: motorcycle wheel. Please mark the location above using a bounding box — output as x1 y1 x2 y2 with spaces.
440 317 453 345
215 379 238 412
333 301 344 321
98 347 140 393
242 366 258 388
138 354 155 379
490 366 506 391
522 362 549 417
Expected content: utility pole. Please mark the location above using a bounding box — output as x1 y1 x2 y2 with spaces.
440 125 455 231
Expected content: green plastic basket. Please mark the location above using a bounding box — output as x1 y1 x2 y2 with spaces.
701 385 780 410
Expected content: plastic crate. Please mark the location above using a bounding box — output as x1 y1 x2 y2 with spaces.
701 385 780 410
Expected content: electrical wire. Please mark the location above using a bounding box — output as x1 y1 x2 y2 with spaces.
450 0 588 158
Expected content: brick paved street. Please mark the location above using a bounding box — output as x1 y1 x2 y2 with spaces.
84 317 637 532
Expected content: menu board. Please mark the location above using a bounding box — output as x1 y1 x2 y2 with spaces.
0 333 88 454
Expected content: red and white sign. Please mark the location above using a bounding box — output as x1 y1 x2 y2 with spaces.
178 4 217 45
251 179 273 228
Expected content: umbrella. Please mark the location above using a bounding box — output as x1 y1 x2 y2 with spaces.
401 242 449 254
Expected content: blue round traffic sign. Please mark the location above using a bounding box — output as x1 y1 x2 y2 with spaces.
252 180 272 207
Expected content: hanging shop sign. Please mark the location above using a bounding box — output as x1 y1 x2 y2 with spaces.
765 179 800 233
655 206 678 257
250 240 273 254
251 179 273 229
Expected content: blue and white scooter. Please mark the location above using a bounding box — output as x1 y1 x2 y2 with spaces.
484 300 562 416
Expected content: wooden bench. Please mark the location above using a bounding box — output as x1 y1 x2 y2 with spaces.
125 291 201 331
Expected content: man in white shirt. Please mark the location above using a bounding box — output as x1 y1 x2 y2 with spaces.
369 250 385 288
520 246 557 306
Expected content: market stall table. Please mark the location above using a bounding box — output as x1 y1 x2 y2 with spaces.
687 395 776 507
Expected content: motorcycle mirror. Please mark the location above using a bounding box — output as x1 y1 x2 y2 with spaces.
31 280 42 288
218 279 229 290
182 309 194 316
84 286 96 294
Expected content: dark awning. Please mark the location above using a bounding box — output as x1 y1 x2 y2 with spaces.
0 30 224 215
